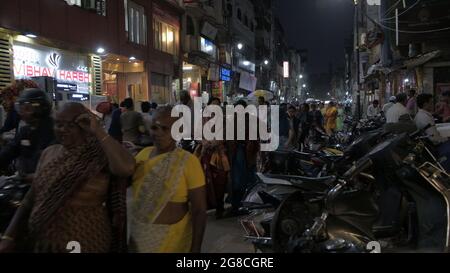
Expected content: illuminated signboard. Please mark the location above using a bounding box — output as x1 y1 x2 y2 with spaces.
283 61 289 78
57 83 78 92
13 41 91 94
68 93 90 102
220 68 231 82
200 37 217 57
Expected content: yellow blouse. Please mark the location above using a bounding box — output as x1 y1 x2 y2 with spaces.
133 147 205 203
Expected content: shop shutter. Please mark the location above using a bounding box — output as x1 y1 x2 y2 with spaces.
90 54 103 96
0 34 13 90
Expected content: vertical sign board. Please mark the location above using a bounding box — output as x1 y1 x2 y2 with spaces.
283 61 289 78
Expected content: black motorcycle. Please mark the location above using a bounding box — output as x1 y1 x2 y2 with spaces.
276 128 450 253
240 130 387 252
0 176 30 234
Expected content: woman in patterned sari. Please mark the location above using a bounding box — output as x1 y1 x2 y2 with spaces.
0 102 136 253
129 106 207 253
194 97 230 219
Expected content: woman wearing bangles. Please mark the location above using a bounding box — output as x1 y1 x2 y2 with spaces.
0 102 136 253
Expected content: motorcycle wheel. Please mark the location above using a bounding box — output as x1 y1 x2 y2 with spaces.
271 191 321 253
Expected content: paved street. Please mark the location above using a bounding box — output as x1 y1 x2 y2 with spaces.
203 212 255 254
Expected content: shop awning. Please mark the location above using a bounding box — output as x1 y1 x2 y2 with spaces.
404 50 442 70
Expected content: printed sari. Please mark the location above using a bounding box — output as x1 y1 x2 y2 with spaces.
28 138 127 253
129 147 199 253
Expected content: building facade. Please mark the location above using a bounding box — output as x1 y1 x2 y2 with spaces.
0 0 184 108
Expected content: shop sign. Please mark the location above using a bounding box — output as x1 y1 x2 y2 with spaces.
68 93 90 102
283 61 289 78
57 83 78 92
220 68 231 82
13 41 91 94
200 37 216 58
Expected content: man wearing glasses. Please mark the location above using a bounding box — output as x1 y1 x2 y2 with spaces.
0 89 55 180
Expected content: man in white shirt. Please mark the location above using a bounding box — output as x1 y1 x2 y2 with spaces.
415 93 450 171
382 96 397 117
367 100 381 119
386 93 410 124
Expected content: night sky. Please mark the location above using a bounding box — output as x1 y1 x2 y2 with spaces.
275 0 355 75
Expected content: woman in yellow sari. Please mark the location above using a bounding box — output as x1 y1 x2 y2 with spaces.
324 101 338 135
129 106 207 253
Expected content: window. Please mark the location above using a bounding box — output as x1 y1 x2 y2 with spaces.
154 19 179 56
186 15 195 36
250 22 254 32
64 0 107 16
125 0 147 45
237 9 242 21
244 15 248 27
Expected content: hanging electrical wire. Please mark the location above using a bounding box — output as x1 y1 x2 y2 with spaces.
383 0 402 17
364 11 450 34
382 0 421 21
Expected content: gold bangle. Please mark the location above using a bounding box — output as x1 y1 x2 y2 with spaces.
1 235 14 241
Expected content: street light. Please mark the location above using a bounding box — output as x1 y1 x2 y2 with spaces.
299 74 303 79
25 33 37 38
264 60 269 65
237 43 243 50
303 84 307 88
96 47 106 54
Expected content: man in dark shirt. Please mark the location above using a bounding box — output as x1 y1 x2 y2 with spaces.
0 108 20 135
0 89 55 177
109 101 125 142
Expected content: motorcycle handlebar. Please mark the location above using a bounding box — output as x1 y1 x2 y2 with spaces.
343 157 373 181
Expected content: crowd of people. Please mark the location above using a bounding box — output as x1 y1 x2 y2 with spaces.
278 100 347 151
5 80 449 253
367 89 450 172
0 79 359 253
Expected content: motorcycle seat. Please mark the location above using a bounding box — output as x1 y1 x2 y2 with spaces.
264 174 335 183
258 173 336 192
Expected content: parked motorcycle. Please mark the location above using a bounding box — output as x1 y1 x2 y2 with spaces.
275 126 450 253
0 175 30 234
240 130 387 252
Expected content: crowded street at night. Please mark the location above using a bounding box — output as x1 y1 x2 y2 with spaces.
1 0 450 263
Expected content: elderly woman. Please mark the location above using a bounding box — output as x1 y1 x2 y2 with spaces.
0 102 136 253
129 106 207 253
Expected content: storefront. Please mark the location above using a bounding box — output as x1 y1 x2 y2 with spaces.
8 35 102 109
102 54 148 107
182 61 203 99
